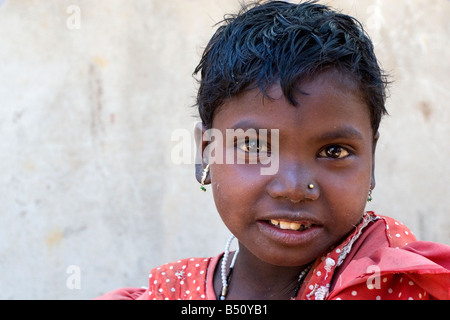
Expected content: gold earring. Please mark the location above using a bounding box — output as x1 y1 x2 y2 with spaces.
200 164 210 192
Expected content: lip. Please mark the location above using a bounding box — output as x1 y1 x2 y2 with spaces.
256 212 323 246
257 221 323 246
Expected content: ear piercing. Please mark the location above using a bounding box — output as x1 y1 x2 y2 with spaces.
200 164 210 192
367 188 373 202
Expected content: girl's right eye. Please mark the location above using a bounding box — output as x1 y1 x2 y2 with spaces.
236 138 269 154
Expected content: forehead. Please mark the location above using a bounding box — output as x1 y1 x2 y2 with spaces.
212 69 371 135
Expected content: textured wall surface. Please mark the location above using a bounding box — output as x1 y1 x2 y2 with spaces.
0 0 448 299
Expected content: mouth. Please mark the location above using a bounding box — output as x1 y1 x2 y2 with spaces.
268 219 314 232
257 216 322 246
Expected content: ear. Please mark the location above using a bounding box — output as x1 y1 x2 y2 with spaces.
370 131 380 190
194 122 211 184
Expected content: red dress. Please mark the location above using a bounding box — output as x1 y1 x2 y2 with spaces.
96 212 450 300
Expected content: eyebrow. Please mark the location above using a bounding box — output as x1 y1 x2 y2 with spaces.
316 126 364 141
229 120 365 142
229 119 265 131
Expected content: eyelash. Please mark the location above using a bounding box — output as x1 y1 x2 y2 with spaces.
235 139 352 160
318 145 352 159
236 138 270 154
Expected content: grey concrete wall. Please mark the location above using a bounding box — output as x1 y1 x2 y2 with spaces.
0 0 448 299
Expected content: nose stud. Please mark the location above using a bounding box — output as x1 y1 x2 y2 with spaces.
289 183 315 203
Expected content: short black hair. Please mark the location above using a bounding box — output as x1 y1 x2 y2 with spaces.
194 0 389 134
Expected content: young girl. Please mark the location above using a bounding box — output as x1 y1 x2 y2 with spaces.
97 1 450 300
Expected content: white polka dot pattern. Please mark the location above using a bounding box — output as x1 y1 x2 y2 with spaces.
148 257 210 300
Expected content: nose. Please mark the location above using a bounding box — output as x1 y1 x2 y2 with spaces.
265 161 319 202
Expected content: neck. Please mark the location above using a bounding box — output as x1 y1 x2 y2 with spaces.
216 243 313 300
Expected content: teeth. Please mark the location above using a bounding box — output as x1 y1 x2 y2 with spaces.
299 225 310 231
279 221 291 229
270 219 311 231
289 222 302 230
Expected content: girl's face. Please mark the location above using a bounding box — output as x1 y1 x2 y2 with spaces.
204 69 377 267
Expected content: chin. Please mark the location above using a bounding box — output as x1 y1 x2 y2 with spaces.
254 245 325 268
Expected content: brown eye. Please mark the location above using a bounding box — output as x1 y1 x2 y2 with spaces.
237 138 268 154
319 146 350 159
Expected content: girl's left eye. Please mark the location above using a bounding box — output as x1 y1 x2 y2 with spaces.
319 146 350 159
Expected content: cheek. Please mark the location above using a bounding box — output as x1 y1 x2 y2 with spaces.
322 165 371 232
210 164 263 228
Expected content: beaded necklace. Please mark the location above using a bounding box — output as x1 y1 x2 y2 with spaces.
218 235 313 300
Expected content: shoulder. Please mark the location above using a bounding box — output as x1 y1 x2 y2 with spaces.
95 256 218 300
147 256 215 300
94 287 149 300
375 214 417 247
329 212 450 300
